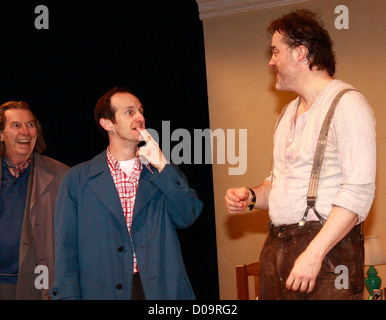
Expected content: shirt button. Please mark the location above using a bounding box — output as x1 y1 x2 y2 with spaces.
117 246 124 252
116 283 123 290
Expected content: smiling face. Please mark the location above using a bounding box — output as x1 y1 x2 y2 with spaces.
101 92 145 150
0 108 38 165
268 31 299 92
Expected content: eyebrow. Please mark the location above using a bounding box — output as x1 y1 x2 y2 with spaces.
125 105 144 112
9 119 35 124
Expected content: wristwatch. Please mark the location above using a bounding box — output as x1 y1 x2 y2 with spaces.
248 188 256 211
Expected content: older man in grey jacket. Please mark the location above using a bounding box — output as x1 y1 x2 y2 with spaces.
0 101 68 300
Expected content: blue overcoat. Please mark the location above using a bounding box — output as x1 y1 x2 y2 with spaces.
50 150 203 300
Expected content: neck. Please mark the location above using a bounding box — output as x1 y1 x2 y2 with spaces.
295 72 333 117
108 143 137 162
4 152 33 166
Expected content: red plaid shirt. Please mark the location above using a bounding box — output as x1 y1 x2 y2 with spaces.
107 149 142 273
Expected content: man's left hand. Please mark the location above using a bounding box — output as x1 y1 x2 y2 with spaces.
136 128 167 172
285 249 323 293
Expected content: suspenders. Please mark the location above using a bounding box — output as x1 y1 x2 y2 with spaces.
298 88 356 228
271 88 356 228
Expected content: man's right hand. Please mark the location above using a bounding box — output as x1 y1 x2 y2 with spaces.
224 187 251 214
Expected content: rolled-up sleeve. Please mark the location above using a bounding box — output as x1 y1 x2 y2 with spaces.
332 92 376 223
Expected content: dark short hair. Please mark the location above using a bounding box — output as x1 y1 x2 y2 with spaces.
267 9 336 76
94 87 134 141
0 100 46 155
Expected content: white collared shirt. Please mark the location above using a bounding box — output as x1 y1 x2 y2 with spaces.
267 80 376 226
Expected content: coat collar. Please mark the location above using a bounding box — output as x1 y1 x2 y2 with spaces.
0 153 57 210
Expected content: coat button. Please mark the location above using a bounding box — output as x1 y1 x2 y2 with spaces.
117 246 124 252
116 283 122 290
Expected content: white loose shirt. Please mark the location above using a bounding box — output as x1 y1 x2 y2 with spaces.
268 79 376 226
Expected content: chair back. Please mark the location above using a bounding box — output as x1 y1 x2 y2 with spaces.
235 261 260 300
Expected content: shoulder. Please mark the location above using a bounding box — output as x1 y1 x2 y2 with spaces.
327 79 368 105
34 153 69 175
330 80 374 119
66 150 108 179
328 81 376 137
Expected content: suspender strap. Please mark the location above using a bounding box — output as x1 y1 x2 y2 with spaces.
298 88 356 228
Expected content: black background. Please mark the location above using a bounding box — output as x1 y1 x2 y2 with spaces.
0 0 218 300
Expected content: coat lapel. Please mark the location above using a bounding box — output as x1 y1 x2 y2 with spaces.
30 153 55 209
132 165 158 220
85 151 160 227
86 151 127 229
19 154 46 273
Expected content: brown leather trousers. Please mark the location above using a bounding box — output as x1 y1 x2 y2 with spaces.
259 221 364 300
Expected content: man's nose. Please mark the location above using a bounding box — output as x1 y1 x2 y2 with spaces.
135 112 145 124
20 124 30 135
268 56 275 69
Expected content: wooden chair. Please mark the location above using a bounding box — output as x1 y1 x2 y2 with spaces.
236 261 260 300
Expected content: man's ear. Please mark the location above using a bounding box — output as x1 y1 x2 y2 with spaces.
295 45 309 63
99 118 113 132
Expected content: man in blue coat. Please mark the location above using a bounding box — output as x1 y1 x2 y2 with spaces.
50 87 203 300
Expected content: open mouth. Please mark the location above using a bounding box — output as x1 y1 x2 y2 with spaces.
132 126 144 132
17 139 31 145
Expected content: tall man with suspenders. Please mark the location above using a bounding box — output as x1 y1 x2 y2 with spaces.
224 9 376 299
